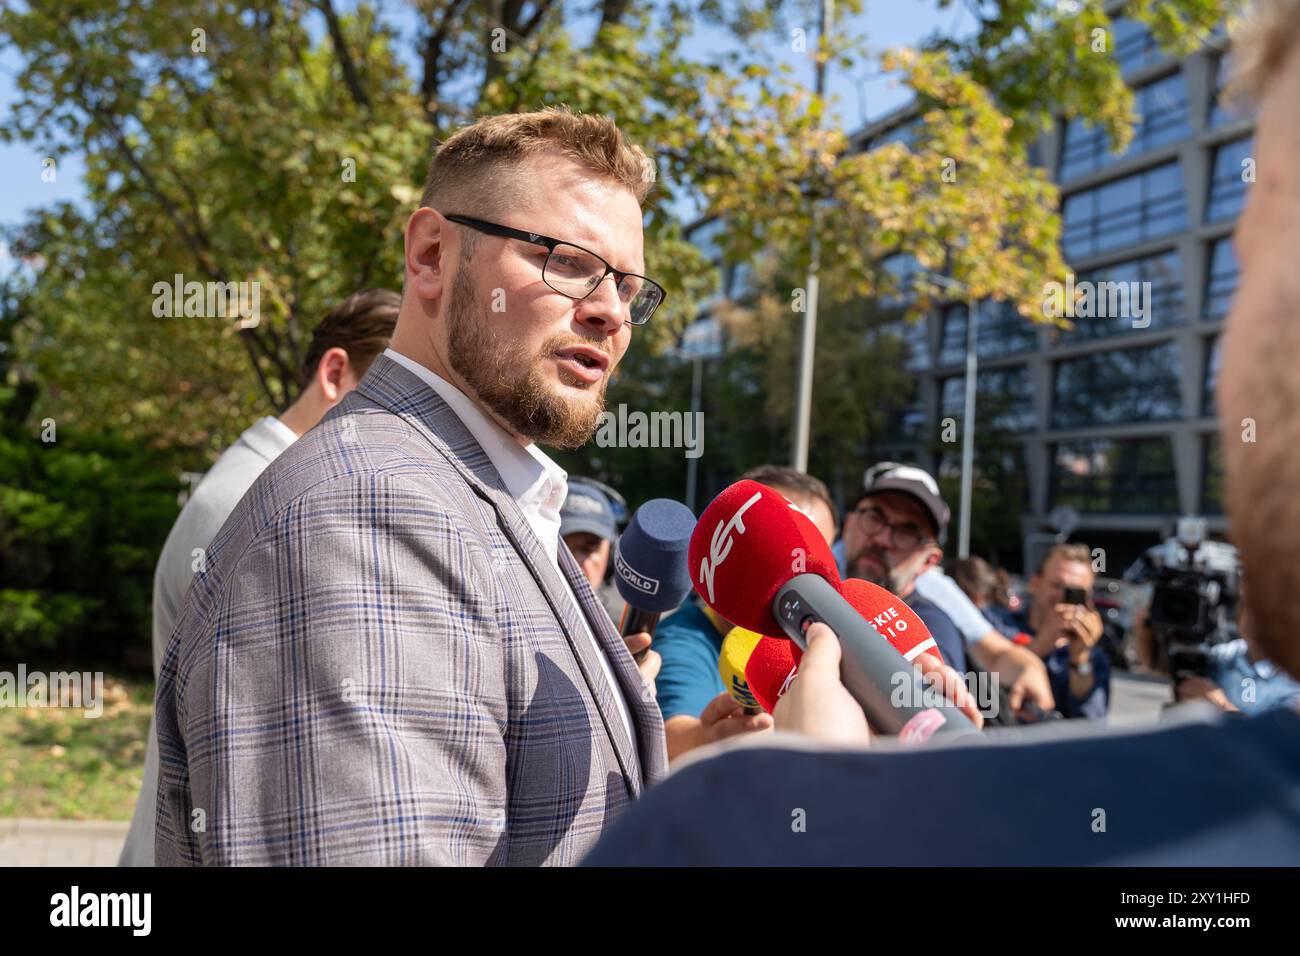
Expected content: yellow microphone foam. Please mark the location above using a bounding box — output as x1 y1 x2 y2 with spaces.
718 626 765 711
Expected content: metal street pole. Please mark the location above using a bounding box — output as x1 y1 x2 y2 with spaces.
791 0 834 473
686 353 703 512
959 297 978 558
918 271 977 557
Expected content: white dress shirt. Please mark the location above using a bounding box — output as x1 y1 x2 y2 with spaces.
383 348 637 750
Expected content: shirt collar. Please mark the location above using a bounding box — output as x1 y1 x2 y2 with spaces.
381 347 568 511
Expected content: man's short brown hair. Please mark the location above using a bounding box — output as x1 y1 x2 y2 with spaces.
740 465 839 533
1035 542 1093 577
299 288 400 392
419 107 656 224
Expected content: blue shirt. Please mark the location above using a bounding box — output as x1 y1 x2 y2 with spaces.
583 706 1300 865
1010 608 1110 721
984 603 1024 640
905 594 969 675
1207 639 1300 715
652 597 727 721
1046 645 1111 720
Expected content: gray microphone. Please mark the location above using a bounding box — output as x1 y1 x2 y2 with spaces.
772 574 982 743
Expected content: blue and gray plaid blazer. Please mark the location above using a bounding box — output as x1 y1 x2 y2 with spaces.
155 354 668 865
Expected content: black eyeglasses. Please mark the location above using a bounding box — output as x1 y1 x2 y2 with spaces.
443 214 665 326
853 506 929 552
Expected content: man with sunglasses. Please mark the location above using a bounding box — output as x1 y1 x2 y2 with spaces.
155 108 668 866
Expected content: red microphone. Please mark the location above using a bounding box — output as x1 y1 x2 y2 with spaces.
743 636 803 714
688 480 840 637
689 480 979 743
841 578 943 666
742 582 939 714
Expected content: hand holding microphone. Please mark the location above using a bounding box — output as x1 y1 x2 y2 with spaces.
614 498 695 672
689 480 982 745
774 623 872 746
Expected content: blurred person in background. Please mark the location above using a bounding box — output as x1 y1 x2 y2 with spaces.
118 288 400 866
949 555 1025 639
1003 544 1110 720
1135 583 1300 715
560 478 627 626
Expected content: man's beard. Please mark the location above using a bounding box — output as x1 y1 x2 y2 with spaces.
445 268 610 449
848 545 896 590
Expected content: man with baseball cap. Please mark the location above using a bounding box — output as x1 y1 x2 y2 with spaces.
841 462 970 671
840 462 1054 718
560 478 626 625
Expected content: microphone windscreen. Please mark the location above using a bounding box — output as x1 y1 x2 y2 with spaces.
688 480 840 635
718 627 765 710
614 498 697 613
743 636 804 714
841 578 943 665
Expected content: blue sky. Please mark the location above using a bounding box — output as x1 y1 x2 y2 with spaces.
0 0 976 253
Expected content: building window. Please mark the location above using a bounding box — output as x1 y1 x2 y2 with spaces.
976 300 1039 358
881 317 930 371
938 304 968 366
1204 237 1238 320
879 253 920 308
1051 437 1180 514
1202 335 1221 417
885 404 927 444
1202 433 1225 515
1059 72 1190 181
1112 17 1164 75
1062 162 1187 260
938 301 1038 366
866 119 921 152
1206 136 1254 223
940 365 1036 433
1209 53 1250 127
1051 342 1183 428
1058 249 1185 341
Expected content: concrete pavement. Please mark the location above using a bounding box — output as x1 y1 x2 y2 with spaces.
0 818 127 867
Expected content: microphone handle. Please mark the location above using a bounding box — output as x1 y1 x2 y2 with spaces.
620 605 661 663
772 574 980 742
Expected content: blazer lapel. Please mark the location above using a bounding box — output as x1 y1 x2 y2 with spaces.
470 476 646 795
356 355 648 794
556 544 669 788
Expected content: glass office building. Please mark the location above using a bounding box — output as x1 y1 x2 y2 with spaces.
851 13 1251 569
682 9 1250 569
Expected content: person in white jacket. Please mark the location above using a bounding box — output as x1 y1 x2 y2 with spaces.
117 289 398 866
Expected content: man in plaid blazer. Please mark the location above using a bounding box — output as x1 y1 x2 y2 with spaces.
155 108 670 865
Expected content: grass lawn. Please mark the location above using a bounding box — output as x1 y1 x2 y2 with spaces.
0 673 153 820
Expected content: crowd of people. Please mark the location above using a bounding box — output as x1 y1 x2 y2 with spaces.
116 0 1300 866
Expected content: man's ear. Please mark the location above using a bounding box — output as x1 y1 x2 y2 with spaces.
404 207 449 304
921 543 944 574
315 346 352 403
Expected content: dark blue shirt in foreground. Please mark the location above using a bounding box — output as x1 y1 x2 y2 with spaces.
583 706 1300 866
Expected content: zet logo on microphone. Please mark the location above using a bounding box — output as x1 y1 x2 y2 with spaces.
615 551 660 596
698 491 762 603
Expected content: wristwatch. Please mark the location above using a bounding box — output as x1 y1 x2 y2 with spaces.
1070 658 1093 676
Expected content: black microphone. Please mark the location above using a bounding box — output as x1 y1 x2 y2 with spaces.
614 499 696 659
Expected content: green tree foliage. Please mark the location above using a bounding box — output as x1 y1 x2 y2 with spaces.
0 276 179 667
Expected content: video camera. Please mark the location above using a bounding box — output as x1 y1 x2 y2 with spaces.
1126 517 1240 679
